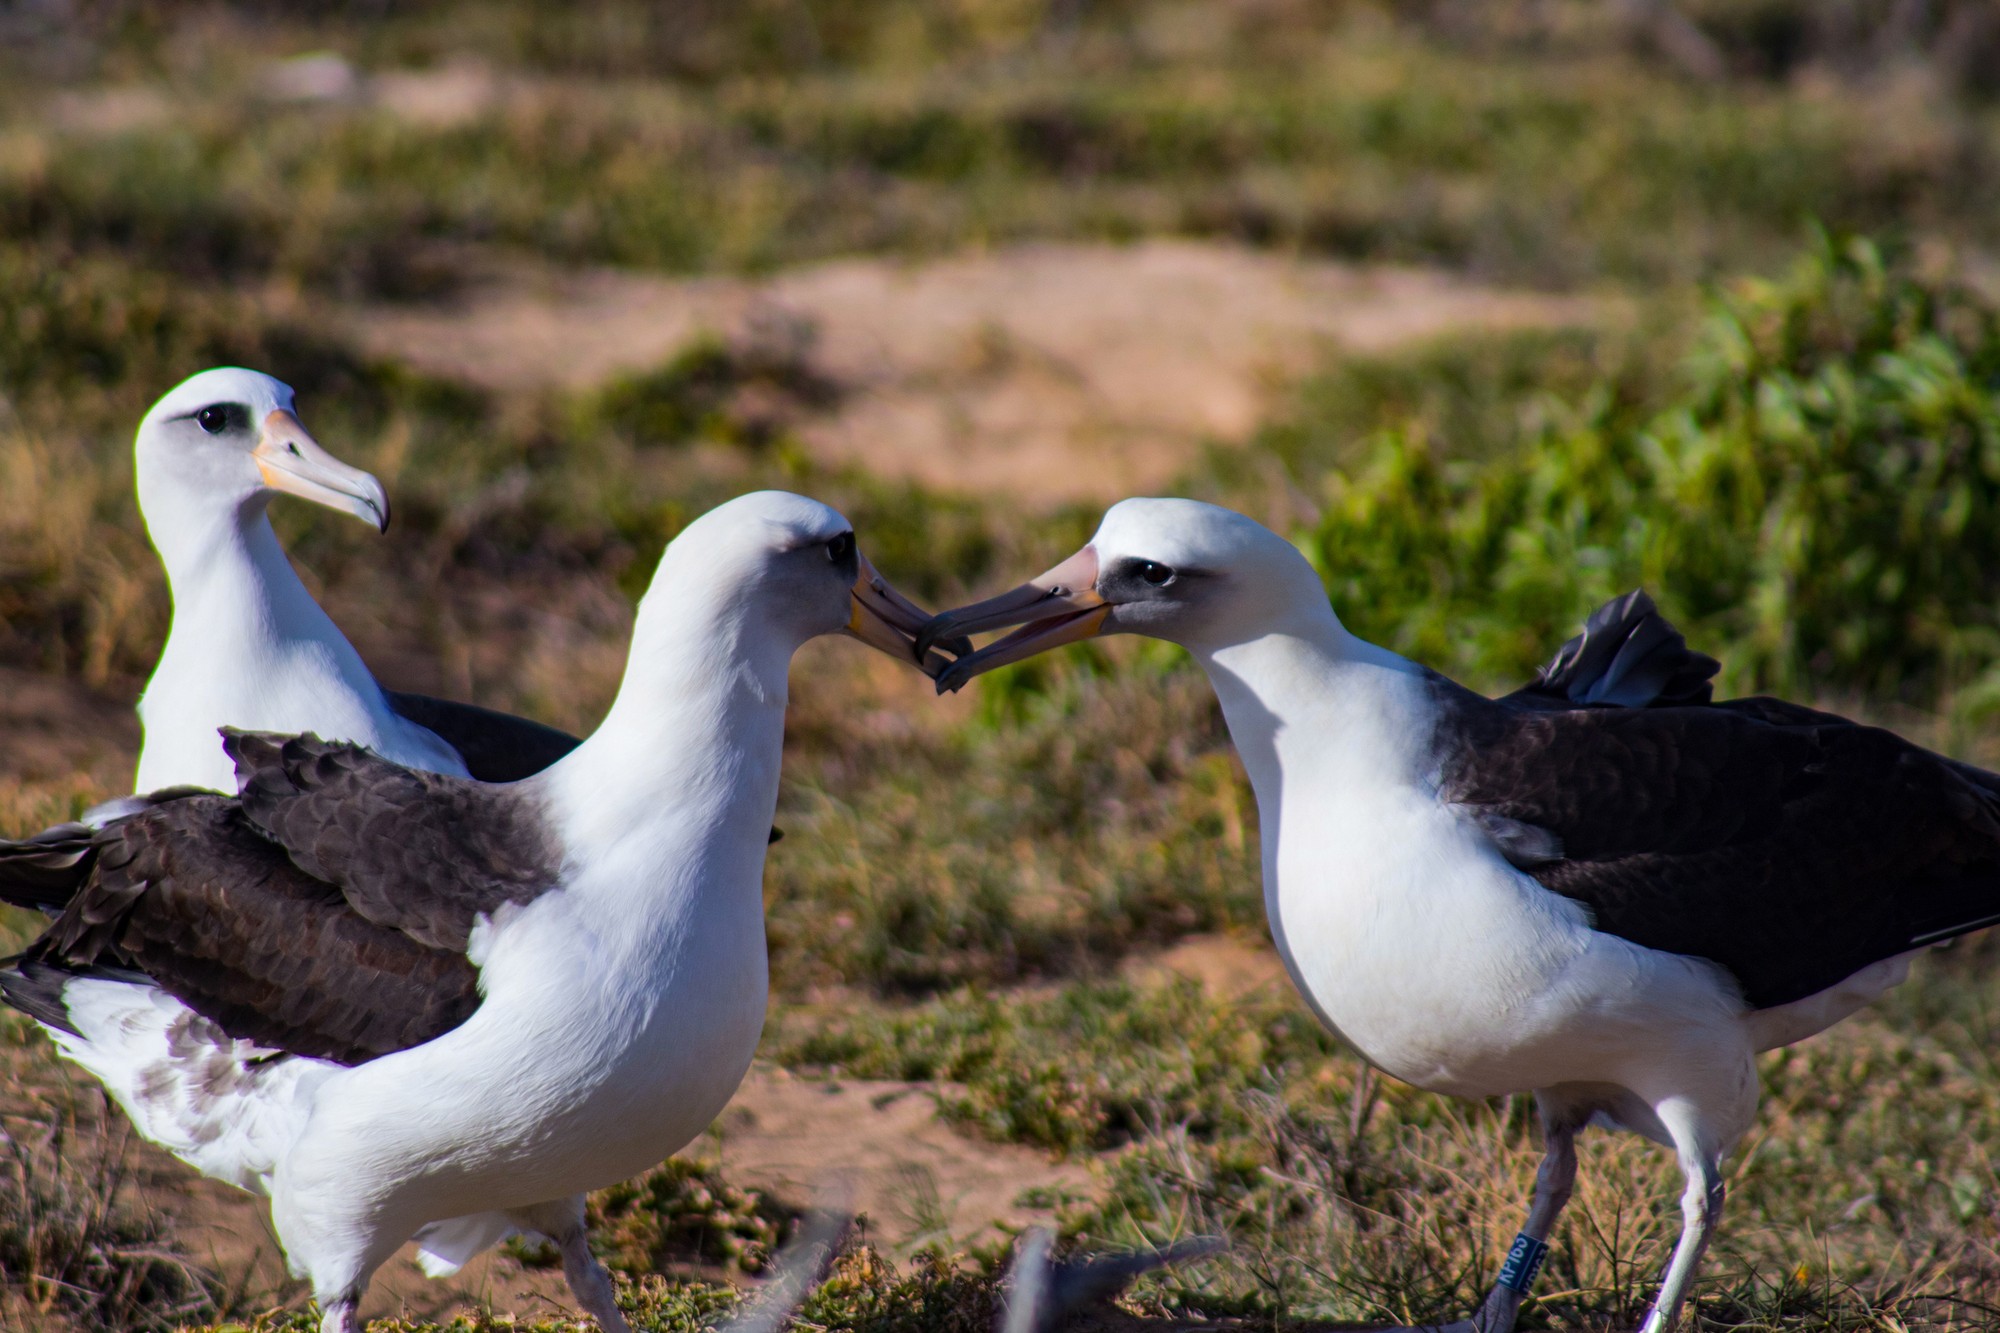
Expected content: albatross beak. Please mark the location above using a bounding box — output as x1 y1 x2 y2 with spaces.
915 546 1109 694
844 552 968 679
252 409 391 533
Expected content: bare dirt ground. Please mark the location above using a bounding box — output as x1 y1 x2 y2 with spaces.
706 1065 1095 1250
343 240 1603 504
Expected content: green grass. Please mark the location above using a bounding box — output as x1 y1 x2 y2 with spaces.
7 5 2000 299
768 954 2000 1330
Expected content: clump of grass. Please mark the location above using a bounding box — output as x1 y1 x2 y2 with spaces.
775 961 2000 1330
587 1159 799 1277
583 325 840 452
177 1242 1000 1333
772 976 1339 1157
0 1023 220 1332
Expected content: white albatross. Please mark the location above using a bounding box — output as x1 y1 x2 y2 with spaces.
128 367 577 798
918 497 2000 1333
0 491 947 1333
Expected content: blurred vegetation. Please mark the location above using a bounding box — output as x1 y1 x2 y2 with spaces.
5 3 2000 1332
1300 232 2000 709
771 660 1260 994
4 2 2000 296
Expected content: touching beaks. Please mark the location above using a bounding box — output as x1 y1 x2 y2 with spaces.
916 545 1109 694
843 552 969 679
251 409 391 533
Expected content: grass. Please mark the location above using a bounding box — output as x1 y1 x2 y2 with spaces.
6 5 2000 299
5 3 2000 1331
0 1017 223 1332
771 954 2000 1330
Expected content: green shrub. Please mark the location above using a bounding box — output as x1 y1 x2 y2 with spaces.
1301 231 2000 706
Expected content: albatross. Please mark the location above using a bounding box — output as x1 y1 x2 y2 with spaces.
918 498 2000 1333
0 490 947 1333
129 367 577 796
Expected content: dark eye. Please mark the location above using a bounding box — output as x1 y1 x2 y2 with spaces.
827 532 855 563
1139 561 1175 586
195 404 233 434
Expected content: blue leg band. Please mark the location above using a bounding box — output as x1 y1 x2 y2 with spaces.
1496 1232 1548 1294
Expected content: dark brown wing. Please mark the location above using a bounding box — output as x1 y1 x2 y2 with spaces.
19 796 479 1064
384 690 581 784
225 730 558 950
1503 590 1719 710
1434 680 2000 1008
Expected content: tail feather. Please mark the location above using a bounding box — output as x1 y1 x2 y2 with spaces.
1512 590 1719 709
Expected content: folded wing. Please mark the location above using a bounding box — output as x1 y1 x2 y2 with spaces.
1436 683 2000 1008
1 731 562 1065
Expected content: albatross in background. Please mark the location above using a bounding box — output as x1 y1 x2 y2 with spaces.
128 367 577 797
919 497 2000 1333
0 491 948 1333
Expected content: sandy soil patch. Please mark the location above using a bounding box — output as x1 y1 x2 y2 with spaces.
706 1064 1095 1253
344 241 1603 505
1122 932 1291 1003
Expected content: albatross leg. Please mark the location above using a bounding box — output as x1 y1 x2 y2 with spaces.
558 1230 631 1333
1636 1149 1724 1333
316 1295 358 1333
1453 1100 1580 1333
513 1196 631 1333
1370 1099 1582 1333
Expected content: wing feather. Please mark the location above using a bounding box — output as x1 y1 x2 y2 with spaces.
224 730 559 950
383 690 581 784
19 796 480 1064
1435 680 2000 1008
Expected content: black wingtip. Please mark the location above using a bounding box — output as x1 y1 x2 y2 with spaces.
0 956 82 1036
714 1205 854 1333
1519 589 1718 710
0 825 98 914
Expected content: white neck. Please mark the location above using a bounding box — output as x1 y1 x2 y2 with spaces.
152 498 358 650
136 496 397 792
538 581 794 900
1188 605 1432 863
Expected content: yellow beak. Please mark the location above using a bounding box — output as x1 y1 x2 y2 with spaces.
251 409 390 533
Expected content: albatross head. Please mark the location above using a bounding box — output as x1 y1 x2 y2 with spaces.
920 497 1332 691
638 491 952 675
136 368 390 537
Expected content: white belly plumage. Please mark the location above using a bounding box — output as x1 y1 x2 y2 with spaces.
1262 793 1756 1101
